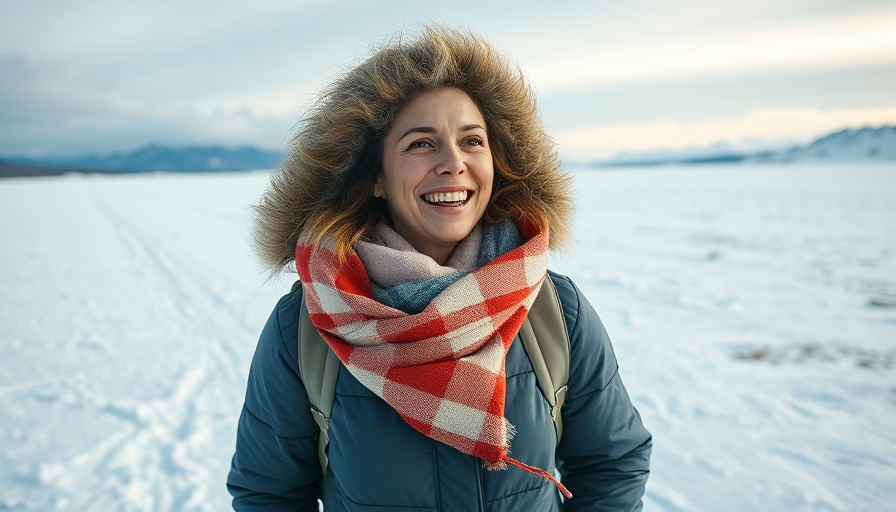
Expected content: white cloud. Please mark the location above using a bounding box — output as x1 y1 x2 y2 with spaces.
554 106 896 161
0 56 143 123
525 5 896 92
0 55 292 157
2 2 895 158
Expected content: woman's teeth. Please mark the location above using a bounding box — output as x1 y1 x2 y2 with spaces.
423 191 469 204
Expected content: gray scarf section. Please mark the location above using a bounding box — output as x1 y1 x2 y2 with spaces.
355 220 521 314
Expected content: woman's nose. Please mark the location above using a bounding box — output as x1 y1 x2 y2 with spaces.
436 147 465 175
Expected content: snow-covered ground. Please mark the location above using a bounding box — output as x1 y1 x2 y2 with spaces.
1 164 894 511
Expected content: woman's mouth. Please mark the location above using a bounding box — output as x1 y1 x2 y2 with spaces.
421 190 472 207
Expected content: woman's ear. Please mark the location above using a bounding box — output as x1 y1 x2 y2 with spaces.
373 180 385 199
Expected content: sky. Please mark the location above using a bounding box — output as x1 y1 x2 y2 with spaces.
1 0 895 162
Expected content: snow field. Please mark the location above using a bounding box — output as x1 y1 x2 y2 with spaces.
549 164 896 511
1 164 895 510
1 173 283 510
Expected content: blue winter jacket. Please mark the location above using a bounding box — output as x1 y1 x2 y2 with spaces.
228 271 652 511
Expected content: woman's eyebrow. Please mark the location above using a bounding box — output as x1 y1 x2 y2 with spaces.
398 124 485 141
398 126 436 141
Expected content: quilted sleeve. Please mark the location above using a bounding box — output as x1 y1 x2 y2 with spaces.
551 273 652 512
227 291 323 511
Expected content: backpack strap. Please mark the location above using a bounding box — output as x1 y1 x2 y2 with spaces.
292 280 341 480
518 275 570 443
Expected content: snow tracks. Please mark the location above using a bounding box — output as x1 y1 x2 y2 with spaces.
0 173 283 511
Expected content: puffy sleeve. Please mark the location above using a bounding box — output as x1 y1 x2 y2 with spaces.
551 273 652 512
227 290 323 511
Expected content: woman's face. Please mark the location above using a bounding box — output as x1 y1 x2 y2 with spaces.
375 87 494 264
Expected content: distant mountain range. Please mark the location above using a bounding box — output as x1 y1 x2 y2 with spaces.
2 125 894 178
0 145 284 178
596 125 896 167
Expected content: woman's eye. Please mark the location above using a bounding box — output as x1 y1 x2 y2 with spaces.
465 137 484 146
408 140 434 149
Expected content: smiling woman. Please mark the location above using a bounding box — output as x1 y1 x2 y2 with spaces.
374 88 494 264
252 29 574 271
228 26 652 511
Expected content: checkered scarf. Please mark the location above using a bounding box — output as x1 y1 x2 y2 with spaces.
295 221 571 497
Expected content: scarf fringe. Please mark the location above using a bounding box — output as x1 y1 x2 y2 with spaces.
504 456 573 499
505 417 517 444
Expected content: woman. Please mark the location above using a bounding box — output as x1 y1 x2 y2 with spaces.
228 27 651 511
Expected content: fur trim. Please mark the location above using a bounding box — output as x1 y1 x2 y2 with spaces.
253 26 574 275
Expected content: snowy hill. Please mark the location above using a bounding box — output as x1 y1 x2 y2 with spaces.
1 145 284 176
762 126 896 162
595 125 896 167
599 141 754 167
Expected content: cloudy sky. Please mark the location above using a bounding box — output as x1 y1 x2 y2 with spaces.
2 0 895 161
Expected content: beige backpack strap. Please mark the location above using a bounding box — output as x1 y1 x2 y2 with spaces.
518 275 570 443
293 280 340 480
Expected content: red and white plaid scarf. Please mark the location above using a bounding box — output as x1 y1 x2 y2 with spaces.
295 222 571 497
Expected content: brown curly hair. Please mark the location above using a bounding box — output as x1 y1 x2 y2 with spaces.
254 26 573 274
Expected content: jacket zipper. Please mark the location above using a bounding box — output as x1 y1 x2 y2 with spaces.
475 459 486 511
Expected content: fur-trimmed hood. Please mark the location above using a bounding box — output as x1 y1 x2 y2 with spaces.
253 27 574 275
